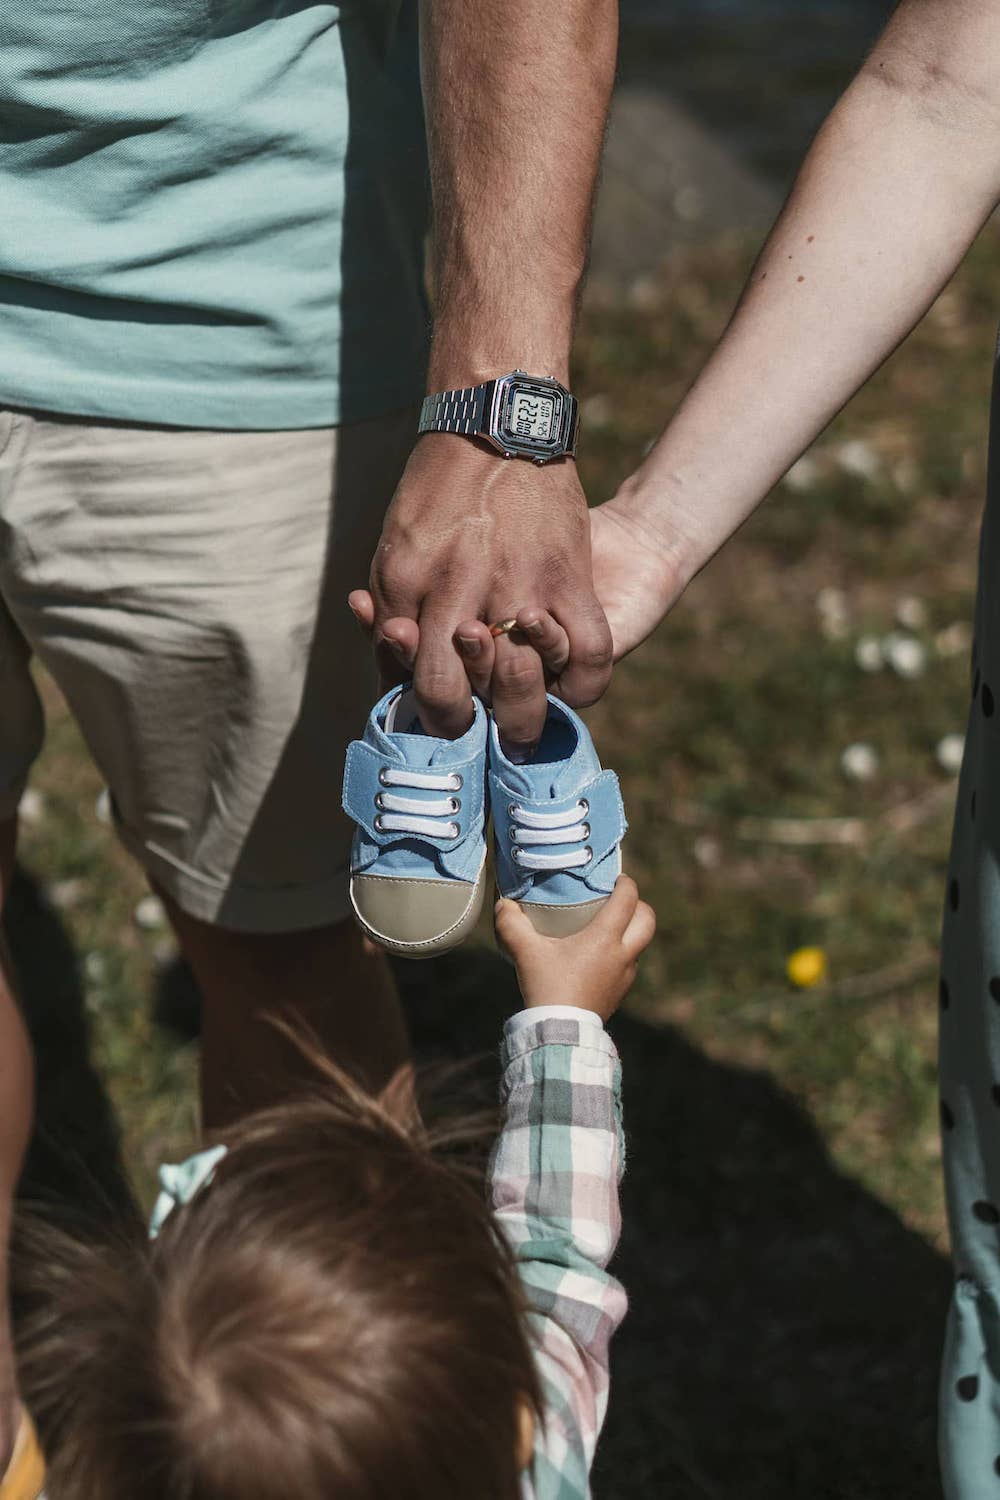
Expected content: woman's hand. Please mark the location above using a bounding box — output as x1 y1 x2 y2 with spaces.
588 496 688 662
494 874 656 1023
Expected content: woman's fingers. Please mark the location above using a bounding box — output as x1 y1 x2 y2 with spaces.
374 615 419 687
379 617 418 659
349 589 412 687
454 619 496 698
516 607 571 680
348 589 376 632
351 595 579 706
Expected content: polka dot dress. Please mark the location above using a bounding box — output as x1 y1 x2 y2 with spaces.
939 378 1000 1496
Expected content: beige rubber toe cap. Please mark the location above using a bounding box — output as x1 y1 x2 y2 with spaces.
517 898 608 938
351 870 486 958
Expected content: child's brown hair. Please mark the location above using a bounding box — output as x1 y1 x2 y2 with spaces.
13 1051 542 1500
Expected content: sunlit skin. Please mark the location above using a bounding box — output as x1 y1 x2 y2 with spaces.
368 0 618 751
358 1 1000 685
588 0 1000 650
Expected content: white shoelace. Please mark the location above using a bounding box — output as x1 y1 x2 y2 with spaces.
375 766 462 840
508 799 592 871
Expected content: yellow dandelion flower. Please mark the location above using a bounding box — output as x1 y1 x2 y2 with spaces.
786 946 828 989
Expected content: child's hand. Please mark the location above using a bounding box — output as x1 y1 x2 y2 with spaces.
494 875 656 1023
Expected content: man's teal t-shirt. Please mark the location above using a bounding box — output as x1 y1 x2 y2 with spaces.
0 1 429 429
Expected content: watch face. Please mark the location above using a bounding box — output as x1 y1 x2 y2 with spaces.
510 389 556 442
497 378 565 455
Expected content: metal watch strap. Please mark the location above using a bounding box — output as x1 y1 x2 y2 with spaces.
565 394 580 456
418 384 490 437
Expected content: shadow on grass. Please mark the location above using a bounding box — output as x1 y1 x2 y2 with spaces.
7 863 136 1228
397 946 951 1500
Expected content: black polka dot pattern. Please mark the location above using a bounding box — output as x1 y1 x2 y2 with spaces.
934 629 1000 1478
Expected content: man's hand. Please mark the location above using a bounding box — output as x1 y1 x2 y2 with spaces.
494 874 656 1022
365 434 612 746
373 0 618 746
351 482 681 720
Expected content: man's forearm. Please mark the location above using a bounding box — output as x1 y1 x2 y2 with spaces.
368 3 618 744
615 0 1000 588
419 0 618 386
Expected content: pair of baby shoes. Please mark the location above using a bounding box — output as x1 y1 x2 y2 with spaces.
341 684 627 957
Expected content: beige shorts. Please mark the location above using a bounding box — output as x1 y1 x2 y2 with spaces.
0 405 415 932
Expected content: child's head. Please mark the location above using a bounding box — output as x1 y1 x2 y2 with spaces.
15 1058 542 1500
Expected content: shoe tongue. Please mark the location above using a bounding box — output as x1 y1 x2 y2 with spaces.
382 689 471 769
383 689 424 736
393 733 456 770
500 707 580 799
504 759 578 801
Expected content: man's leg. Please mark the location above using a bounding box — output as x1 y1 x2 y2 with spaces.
2 409 417 1139
158 893 407 1130
144 411 417 1129
0 816 33 1472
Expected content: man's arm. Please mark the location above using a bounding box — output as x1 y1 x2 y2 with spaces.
368 0 618 747
586 0 1000 659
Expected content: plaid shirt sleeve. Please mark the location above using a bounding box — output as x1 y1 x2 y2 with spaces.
489 1015 628 1500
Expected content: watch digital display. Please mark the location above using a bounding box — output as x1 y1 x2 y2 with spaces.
509 389 556 442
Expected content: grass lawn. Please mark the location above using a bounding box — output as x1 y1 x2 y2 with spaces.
13 226 1000 1498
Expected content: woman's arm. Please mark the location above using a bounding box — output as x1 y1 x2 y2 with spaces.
595 0 1000 657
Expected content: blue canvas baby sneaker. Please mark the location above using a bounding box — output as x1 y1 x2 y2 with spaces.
489 696 627 936
342 685 489 957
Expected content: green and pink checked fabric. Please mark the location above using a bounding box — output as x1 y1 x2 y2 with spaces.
490 1017 628 1500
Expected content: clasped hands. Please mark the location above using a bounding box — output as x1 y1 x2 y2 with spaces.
349 434 684 747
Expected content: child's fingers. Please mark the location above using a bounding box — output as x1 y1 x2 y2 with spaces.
622 900 657 960
516 607 571 679
590 874 640 937
454 619 496 699
494 895 540 956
